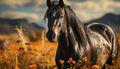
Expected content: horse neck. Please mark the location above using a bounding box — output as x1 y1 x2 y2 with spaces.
57 6 92 64
58 6 87 49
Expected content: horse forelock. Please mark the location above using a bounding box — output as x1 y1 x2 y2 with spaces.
44 4 64 21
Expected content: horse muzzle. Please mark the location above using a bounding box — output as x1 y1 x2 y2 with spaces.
46 30 57 42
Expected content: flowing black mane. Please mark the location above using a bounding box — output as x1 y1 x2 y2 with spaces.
64 6 90 57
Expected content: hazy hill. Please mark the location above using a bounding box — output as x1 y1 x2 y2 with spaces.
31 23 45 30
0 13 120 34
86 13 120 32
0 18 44 34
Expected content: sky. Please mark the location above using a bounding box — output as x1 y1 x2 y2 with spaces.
0 0 120 26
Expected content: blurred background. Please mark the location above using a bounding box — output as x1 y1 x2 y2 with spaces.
0 0 120 31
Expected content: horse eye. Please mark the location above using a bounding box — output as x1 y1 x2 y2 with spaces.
60 16 63 18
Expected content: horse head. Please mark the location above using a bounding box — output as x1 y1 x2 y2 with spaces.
45 0 66 42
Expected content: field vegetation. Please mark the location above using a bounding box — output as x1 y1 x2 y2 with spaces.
0 26 120 69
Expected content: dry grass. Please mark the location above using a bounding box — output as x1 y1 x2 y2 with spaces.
0 40 57 69
0 26 120 69
0 26 57 69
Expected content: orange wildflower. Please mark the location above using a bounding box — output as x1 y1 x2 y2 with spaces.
67 57 73 63
91 65 100 69
82 57 87 62
4 61 11 65
45 59 50 63
16 40 22 43
25 43 31 45
59 60 64 64
72 61 76 64
27 63 36 69
19 47 24 50
68 57 73 62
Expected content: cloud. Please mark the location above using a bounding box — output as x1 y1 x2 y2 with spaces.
0 0 31 8
68 0 120 12
0 11 40 23
0 0 120 22
64 0 120 22
0 0 46 9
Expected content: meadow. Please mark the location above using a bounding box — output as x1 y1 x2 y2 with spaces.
0 27 120 69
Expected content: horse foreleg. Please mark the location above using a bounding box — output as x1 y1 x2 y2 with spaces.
55 47 63 69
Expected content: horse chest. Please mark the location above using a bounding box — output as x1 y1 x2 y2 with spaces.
58 34 86 63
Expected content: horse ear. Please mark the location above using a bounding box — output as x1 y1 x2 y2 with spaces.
59 0 64 8
47 0 52 7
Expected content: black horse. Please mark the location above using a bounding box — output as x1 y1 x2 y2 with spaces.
45 0 119 69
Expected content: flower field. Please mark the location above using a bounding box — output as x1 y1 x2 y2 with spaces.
0 27 120 69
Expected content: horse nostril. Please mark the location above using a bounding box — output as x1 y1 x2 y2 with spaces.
46 30 56 40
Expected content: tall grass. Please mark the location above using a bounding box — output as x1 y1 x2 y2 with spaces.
0 25 120 69
0 26 56 69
